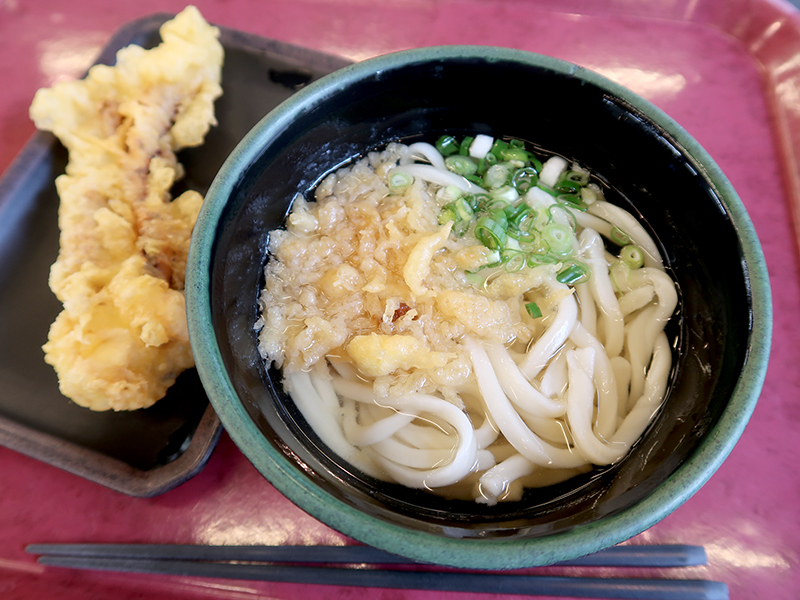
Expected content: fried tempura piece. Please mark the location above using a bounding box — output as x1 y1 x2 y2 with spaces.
30 6 224 411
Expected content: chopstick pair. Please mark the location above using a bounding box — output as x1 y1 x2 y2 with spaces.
26 543 729 600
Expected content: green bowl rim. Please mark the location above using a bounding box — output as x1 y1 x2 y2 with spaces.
186 45 772 569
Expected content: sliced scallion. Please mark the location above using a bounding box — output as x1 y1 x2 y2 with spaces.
498 147 529 163
477 152 498 175
425 136 606 290
502 249 528 272
438 204 458 225
475 214 507 250
547 204 578 231
459 136 475 156
485 164 512 188
557 261 591 285
436 135 459 156
610 226 631 246
557 194 588 212
454 197 474 221
490 139 509 159
525 301 543 319
565 169 590 185
511 167 538 194
555 178 582 195
527 253 560 267
542 223 573 255
445 155 478 177
437 184 463 203
472 194 490 210
504 202 530 223
489 208 509 230
620 244 644 269
489 185 519 204
388 171 414 193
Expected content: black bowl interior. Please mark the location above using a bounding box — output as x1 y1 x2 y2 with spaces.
209 55 752 538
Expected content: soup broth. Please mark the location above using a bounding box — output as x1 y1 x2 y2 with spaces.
257 137 678 505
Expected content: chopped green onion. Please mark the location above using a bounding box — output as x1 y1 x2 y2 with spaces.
490 208 508 230
504 202 529 223
507 227 536 243
438 204 458 225
485 164 512 188
429 137 606 287
459 136 475 156
555 178 582 195
546 204 578 231
489 185 519 203
565 169 590 185
512 167 538 194
557 261 591 285
490 139 509 159
445 155 478 177
464 174 483 186
502 249 527 272
620 244 644 269
557 194 588 211
530 205 550 231
475 214 507 250
610 226 631 246
461 194 479 212
527 253 560 267
486 199 510 214
525 301 543 319
388 171 414 193
477 152 498 175
541 223 573 255
508 209 537 242
472 194 490 210
437 184 463 203
498 147 529 163
454 197 474 221
435 135 459 156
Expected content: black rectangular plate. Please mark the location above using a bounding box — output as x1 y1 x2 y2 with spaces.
0 14 350 497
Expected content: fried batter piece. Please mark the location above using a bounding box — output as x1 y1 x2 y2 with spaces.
30 6 224 410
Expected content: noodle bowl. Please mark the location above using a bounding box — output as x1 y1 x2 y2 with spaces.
257 137 678 505
188 45 768 568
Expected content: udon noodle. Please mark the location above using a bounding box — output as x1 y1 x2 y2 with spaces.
256 136 678 505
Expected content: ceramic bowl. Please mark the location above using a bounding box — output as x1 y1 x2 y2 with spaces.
186 46 771 569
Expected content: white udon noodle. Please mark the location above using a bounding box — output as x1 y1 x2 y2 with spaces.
267 142 679 505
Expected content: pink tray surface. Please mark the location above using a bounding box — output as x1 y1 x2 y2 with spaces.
1 0 799 598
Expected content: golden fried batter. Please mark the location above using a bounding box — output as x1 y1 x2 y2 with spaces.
30 6 224 410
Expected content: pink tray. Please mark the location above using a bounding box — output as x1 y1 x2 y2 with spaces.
1 1 798 599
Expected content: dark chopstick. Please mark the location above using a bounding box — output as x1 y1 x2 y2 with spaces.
25 543 708 568
31 555 729 600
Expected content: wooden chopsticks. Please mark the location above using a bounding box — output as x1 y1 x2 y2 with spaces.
26 543 729 599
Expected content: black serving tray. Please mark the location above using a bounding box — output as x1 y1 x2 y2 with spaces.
0 14 350 497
